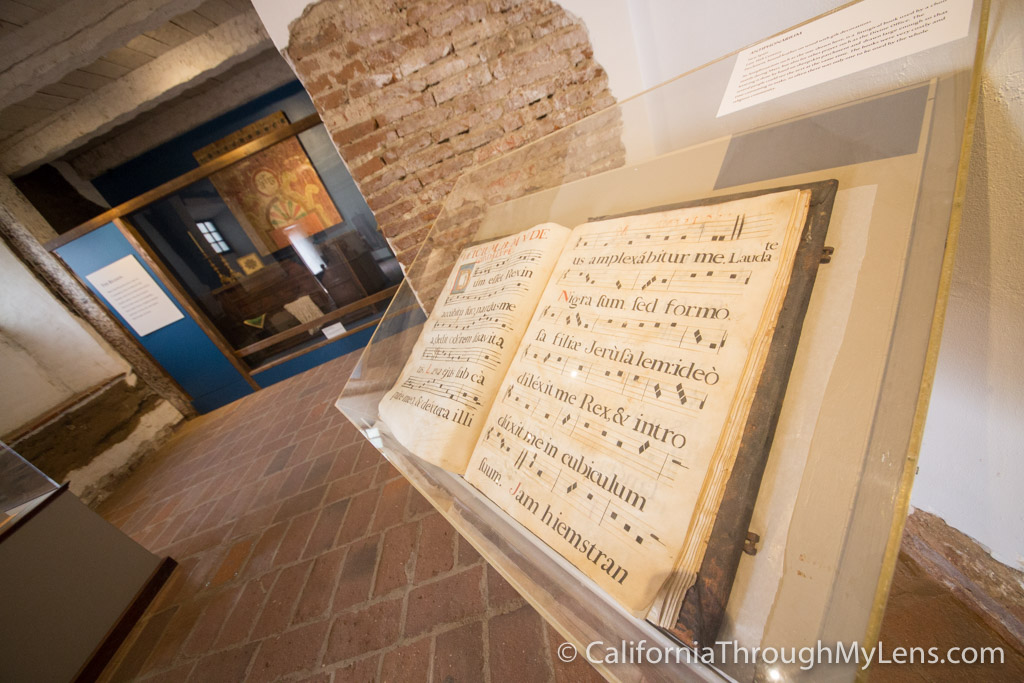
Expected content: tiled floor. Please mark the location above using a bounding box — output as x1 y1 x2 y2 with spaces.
97 352 602 683
96 350 1024 682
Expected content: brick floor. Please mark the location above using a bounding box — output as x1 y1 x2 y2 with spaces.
96 351 604 682
94 348 1024 682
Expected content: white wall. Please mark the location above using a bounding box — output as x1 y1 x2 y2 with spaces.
619 0 846 97
912 0 1024 570
250 0 307 52
0 239 129 434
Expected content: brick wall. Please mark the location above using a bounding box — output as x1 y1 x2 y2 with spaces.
285 0 619 270
403 103 625 310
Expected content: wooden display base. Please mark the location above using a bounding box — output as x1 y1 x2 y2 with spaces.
75 556 177 682
0 487 177 683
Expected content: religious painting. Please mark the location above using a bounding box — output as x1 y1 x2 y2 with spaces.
196 112 343 256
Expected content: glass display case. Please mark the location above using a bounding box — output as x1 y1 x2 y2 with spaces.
50 114 403 401
119 120 402 371
0 441 58 532
336 1 987 680
0 442 171 682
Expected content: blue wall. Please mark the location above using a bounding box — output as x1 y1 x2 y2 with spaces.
93 82 312 206
77 82 393 407
253 323 380 389
56 223 254 413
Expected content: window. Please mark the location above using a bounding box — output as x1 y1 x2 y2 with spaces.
196 220 230 253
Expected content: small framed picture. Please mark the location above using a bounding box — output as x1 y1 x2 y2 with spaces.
238 253 264 275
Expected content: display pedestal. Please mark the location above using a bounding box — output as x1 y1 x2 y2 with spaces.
0 485 174 682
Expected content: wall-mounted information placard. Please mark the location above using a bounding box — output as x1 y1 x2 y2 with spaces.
86 255 183 337
718 0 971 116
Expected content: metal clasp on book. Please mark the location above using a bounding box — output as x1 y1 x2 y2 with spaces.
743 531 760 556
820 246 835 264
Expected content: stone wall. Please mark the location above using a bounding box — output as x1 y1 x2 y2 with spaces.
285 0 617 268
6 374 183 506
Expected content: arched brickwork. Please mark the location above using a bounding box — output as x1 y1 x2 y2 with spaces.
285 0 617 268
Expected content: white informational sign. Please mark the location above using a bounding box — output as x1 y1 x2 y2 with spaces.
322 321 347 339
718 0 972 116
86 255 184 337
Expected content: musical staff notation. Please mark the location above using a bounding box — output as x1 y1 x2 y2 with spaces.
520 344 709 416
445 279 529 303
469 249 544 276
537 305 728 354
501 383 687 484
482 424 668 550
556 266 751 295
431 309 515 333
399 376 483 408
572 212 770 249
420 345 500 370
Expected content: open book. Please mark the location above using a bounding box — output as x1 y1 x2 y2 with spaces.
379 187 815 627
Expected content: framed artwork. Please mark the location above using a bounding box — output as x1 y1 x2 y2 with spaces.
196 112 343 256
237 253 264 276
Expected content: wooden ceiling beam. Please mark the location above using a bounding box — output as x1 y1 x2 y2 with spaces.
0 0 209 106
67 50 296 180
0 9 272 176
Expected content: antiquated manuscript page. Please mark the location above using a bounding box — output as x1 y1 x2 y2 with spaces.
379 224 571 473
463 190 810 618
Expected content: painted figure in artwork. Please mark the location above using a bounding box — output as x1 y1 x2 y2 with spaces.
254 169 312 228
205 124 342 255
